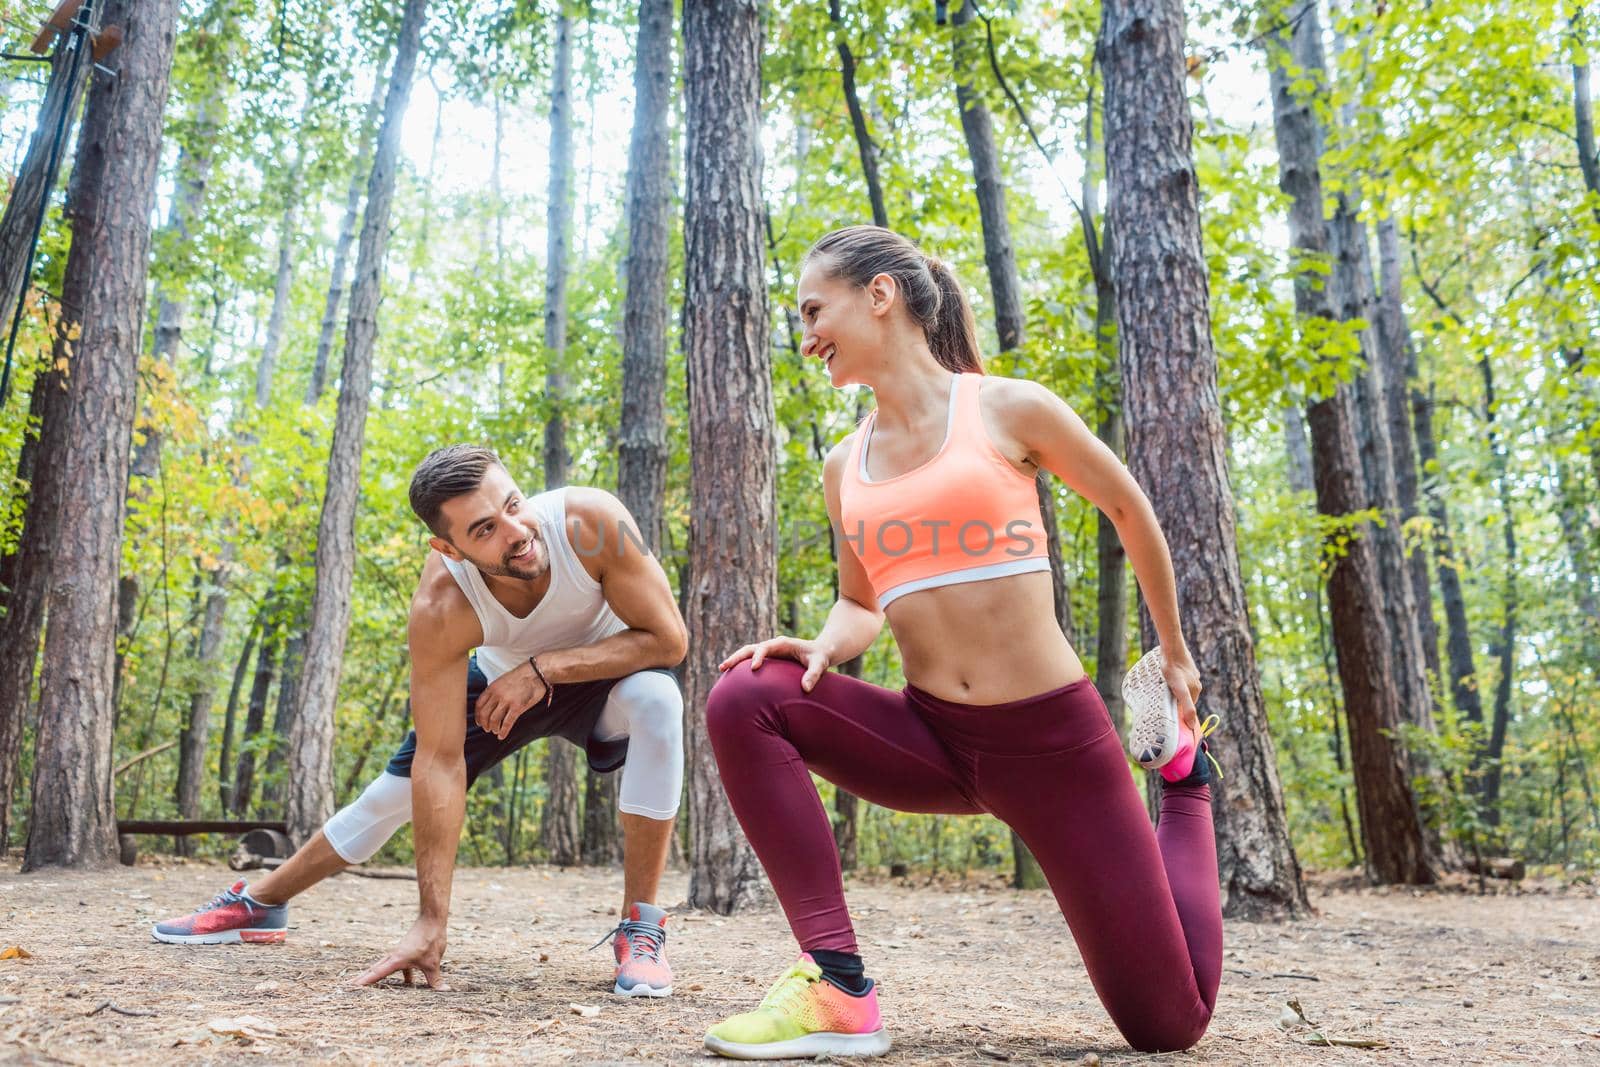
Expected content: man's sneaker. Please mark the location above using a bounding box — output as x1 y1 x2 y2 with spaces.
704 953 890 1060
595 902 672 997
151 881 287 945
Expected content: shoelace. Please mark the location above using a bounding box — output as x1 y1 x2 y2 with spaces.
198 886 247 914
759 960 823 1013
591 918 666 961
1196 714 1224 780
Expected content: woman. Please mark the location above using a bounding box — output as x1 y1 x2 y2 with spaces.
702 226 1221 1060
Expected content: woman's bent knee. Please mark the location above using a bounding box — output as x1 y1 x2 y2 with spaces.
705 660 803 740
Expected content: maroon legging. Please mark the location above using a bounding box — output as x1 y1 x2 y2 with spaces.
705 659 1221 1053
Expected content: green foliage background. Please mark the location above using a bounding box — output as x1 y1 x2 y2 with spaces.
0 0 1595 875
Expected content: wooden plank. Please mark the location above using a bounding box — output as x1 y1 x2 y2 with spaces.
117 819 288 836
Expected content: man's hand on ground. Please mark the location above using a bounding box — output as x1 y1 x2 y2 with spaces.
474 661 547 739
354 917 450 989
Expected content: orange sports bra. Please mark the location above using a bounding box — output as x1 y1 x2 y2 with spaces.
838 372 1049 608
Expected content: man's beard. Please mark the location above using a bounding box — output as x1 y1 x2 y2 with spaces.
474 540 547 581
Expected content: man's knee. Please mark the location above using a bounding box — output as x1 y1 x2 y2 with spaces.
617 671 683 752
324 772 412 864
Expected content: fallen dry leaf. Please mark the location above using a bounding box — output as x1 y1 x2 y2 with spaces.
0 946 33 960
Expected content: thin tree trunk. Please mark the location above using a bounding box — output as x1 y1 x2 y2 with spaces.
1284 406 1314 494
1084 73 1127 735
24 0 180 870
0 378 55 849
175 560 229 843
1264 0 1437 884
1323 20 1436 734
537 10 581 868
579 0 678 868
828 0 888 228
255 197 299 407
1328 190 1435 733
1478 353 1515 824
618 0 672 558
1102 0 1307 914
309 47 391 406
0 17 94 348
286 0 427 845
1374 215 1441 681
683 0 773 913
233 613 279 815
1572 11 1600 221
950 0 1023 351
216 610 259 812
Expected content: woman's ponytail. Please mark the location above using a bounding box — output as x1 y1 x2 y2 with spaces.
924 257 982 374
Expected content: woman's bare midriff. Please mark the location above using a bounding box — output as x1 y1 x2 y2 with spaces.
887 569 1086 705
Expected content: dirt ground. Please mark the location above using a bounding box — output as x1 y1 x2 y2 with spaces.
1 857 1596 1065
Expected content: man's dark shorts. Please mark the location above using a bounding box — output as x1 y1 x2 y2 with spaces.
385 658 672 786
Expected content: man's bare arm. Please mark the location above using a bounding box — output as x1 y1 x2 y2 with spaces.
475 489 687 738
356 569 476 988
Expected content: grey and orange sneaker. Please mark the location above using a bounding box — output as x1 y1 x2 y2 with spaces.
151 881 287 945
595 902 672 997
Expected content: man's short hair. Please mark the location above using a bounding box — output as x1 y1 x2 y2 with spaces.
409 445 504 537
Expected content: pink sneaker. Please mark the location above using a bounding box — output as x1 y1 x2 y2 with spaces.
598 902 672 997
151 881 287 945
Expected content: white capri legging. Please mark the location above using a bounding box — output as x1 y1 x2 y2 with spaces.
324 670 682 864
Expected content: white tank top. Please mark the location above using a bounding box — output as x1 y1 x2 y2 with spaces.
440 487 625 682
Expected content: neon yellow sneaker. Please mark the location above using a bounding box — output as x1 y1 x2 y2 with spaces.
704 953 891 1060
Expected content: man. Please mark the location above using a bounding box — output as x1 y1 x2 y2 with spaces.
153 445 688 998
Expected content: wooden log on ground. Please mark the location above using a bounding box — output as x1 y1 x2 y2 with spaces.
239 827 292 859
1464 855 1526 880
117 818 287 836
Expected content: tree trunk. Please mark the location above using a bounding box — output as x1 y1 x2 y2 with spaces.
543 10 574 494
1572 12 1600 221
216 611 259 812
23 0 180 871
1374 215 1441 681
0 380 58 849
1084 75 1128 735
581 770 620 865
1284 406 1314 495
309 46 391 406
950 0 1023 352
1264 2 1437 884
828 0 888 228
285 0 427 846
175 562 229 843
1411 370 1482 728
618 0 672 558
536 10 582 867
577 0 677 868
232 614 280 815
254 196 299 407
1101 0 1307 915
1328 193 1435 734
0 18 93 351
1478 353 1515 824
683 0 774 913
